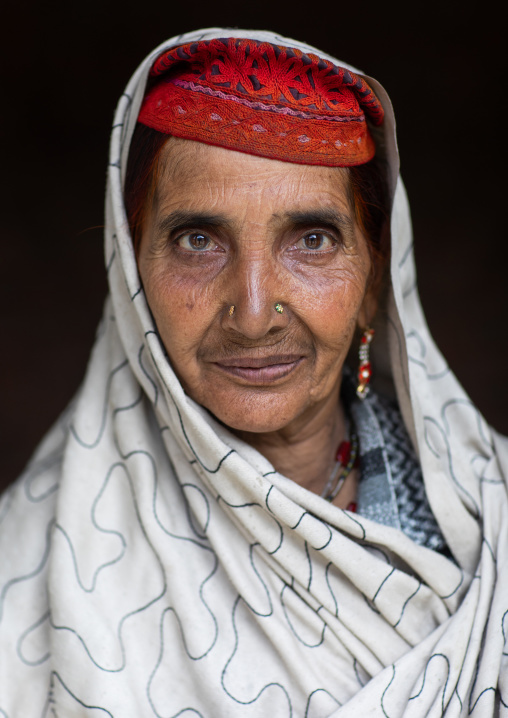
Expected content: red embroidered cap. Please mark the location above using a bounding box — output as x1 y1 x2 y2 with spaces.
138 38 384 167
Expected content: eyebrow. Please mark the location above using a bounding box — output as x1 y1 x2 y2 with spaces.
155 207 355 240
155 210 233 237
281 208 355 236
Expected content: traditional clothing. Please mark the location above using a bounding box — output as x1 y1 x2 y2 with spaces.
137 37 383 166
1 28 508 717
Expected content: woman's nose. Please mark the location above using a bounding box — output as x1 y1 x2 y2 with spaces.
223 255 288 340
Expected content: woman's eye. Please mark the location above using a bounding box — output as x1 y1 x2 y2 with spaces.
296 232 336 251
176 232 216 251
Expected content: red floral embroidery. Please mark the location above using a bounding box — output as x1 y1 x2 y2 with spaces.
139 38 383 166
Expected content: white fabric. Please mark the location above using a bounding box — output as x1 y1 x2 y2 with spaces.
1 28 508 717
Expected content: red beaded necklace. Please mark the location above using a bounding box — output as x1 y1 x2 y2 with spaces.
320 431 359 511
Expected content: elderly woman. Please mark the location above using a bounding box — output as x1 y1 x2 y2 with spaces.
1 28 507 717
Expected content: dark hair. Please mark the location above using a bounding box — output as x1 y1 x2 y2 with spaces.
348 158 390 292
124 124 169 251
125 124 390 289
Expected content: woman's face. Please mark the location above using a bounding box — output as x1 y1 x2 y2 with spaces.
138 138 374 434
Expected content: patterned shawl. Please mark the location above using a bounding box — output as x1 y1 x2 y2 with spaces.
1 28 508 717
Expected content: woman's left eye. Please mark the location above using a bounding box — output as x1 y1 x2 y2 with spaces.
176 232 216 251
295 232 336 251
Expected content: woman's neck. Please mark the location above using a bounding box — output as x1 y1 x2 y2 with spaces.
234 387 352 501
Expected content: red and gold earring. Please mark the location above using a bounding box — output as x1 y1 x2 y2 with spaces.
356 327 374 400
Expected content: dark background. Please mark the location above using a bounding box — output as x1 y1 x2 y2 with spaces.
1 1 506 492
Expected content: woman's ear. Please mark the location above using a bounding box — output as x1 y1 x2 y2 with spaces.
357 288 378 329
358 233 390 329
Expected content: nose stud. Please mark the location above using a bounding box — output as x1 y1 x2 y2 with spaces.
229 303 283 316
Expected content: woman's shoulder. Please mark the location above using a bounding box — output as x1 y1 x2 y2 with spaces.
0 416 64 592
0 455 59 589
0 451 58 703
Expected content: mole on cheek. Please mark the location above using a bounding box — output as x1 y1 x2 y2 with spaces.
186 302 195 311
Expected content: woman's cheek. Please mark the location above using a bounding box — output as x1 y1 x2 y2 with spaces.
291 266 368 319
145 271 215 355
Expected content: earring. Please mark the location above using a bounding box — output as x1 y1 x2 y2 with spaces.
228 305 235 316
356 327 374 400
274 303 284 314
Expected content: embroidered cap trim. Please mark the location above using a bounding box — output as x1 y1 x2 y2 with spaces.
138 38 384 167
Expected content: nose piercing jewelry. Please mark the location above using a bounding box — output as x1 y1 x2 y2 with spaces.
228 305 235 316
274 303 284 314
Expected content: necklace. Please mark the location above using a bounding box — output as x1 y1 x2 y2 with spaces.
320 429 359 504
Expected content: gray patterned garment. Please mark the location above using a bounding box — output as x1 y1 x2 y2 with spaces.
342 372 448 553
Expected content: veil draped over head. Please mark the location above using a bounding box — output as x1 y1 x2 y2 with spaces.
1 28 508 717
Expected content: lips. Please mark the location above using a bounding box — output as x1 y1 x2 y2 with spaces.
212 354 304 384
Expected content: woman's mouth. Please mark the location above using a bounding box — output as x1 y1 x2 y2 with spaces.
212 354 304 384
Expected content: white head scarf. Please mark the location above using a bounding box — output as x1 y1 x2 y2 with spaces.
1 28 508 717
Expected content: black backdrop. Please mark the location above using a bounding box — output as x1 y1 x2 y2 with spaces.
1 1 506 491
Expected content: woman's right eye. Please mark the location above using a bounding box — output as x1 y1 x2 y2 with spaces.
176 232 216 251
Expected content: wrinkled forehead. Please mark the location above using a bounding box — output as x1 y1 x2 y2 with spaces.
152 137 353 219
155 136 350 191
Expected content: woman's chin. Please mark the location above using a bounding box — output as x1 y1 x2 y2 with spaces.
184 368 340 437
220 416 293 436
204 394 305 436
